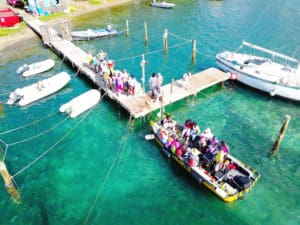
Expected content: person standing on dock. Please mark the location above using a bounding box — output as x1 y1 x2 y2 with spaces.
149 72 157 98
156 72 163 95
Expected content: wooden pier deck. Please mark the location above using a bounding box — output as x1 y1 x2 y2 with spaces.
24 18 230 118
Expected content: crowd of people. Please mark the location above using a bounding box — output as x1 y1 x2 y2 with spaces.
157 116 232 174
87 50 139 96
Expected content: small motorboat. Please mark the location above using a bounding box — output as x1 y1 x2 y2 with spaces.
150 0 175 9
71 24 118 41
17 59 55 77
59 89 101 118
7 72 71 106
150 118 260 202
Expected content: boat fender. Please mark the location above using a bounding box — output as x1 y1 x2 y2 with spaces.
270 89 275 96
230 72 237 80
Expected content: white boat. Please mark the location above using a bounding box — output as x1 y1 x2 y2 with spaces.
71 25 118 41
59 89 101 118
216 41 300 101
150 0 175 9
17 59 55 77
7 72 71 106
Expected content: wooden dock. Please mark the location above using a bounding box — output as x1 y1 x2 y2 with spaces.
24 18 230 118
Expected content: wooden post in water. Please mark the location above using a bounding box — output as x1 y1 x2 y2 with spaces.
141 54 146 92
125 19 129 37
144 21 148 45
191 39 196 62
163 29 168 53
0 161 21 203
0 102 4 117
270 115 291 156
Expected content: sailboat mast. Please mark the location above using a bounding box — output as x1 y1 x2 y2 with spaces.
242 41 298 63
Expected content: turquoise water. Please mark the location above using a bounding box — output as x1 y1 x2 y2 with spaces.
0 0 299 224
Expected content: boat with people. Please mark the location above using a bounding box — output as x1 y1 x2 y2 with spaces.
59 89 101 118
71 24 118 41
150 116 260 202
17 59 55 77
7 72 71 106
150 0 175 9
216 41 300 101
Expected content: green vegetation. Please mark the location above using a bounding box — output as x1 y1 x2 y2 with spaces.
89 0 103 5
39 12 67 21
0 22 26 37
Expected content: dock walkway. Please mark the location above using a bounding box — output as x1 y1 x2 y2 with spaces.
25 18 229 118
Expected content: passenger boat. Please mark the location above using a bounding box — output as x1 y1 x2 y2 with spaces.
71 25 118 41
59 89 101 118
150 0 175 9
17 59 55 77
7 72 71 106
216 41 300 101
150 118 260 202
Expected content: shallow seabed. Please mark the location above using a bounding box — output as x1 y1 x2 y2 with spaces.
0 0 299 225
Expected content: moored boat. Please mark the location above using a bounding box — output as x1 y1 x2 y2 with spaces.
59 89 101 118
71 25 118 41
7 72 71 106
17 59 55 77
150 118 260 202
150 0 175 9
216 41 300 101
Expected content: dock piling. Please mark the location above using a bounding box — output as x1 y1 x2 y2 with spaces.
126 19 129 37
191 39 196 62
270 115 291 156
163 29 168 53
0 161 21 203
144 21 148 45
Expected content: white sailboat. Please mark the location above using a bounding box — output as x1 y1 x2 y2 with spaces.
216 41 300 101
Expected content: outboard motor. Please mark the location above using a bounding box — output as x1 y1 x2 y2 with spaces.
106 24 113 32
17 64 29 74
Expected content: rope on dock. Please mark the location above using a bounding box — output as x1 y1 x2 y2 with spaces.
0 111 58 135
11 108 93 178
83 116 132 225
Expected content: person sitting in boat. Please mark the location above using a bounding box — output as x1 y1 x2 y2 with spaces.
205 139 218 155
161 114 176 131
215 148 225 172
159 128 168 144
181 119 193 139
189 122 201 141
220 140 230 155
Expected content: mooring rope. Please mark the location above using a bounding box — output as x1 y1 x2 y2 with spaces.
114 39 193 63
7 116 69 147
241 0 274 47
12 108 93 178
168 31 190 42
0 111 58 135
83 116 132 225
